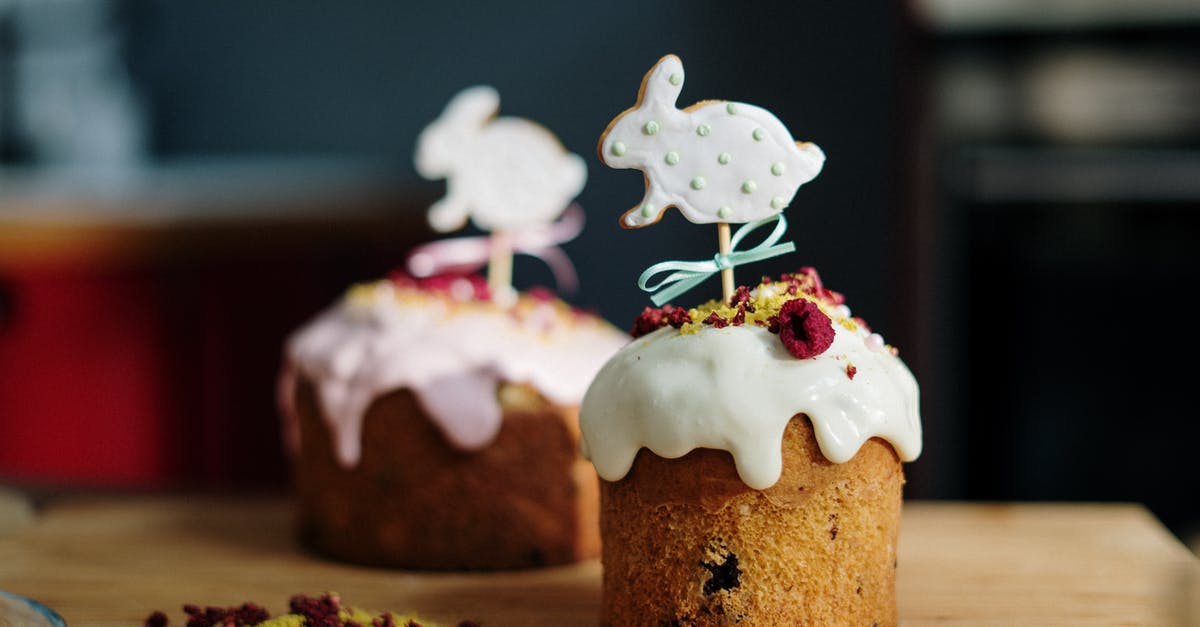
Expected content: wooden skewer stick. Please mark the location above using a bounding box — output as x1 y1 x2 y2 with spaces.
717 222 733 303
488 230 516 305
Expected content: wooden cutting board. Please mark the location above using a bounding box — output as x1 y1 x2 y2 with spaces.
0 495 1196 626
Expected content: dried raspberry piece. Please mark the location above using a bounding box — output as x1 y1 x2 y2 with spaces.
728 285 752 308
775 298 835 359
525 286 556 302
428 274 491 301
798 266 824 290
728 285 756 313
144 611 169 627
232 603 270 625
817 288 846 306
846 364 857 380
665 305 692 328
181 604 224 627
630 305 692 337
630 306 667 338
703 311 729 328
730 306 746 326
387 272 491 301
289 593 343 623
387 270 418 289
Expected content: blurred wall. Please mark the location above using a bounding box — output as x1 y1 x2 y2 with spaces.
121 1 906 337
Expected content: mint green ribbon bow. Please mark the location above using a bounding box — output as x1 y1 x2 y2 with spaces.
638 214 796 306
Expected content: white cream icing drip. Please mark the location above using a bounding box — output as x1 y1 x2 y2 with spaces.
282 280 629 467
579 320 921 490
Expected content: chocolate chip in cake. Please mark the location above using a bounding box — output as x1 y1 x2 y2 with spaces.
700 551 742 595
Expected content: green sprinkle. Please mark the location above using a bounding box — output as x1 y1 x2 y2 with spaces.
771 196 787 210
640 203 655 218
690 176 706 191
741 180 757 194
771 162 785 176
696 124 711 137
611 141 626 157
669 72 682 86
726 102 738 114
644 120 660 135
665 151 680 166
717 206 732 219
718 152 731 165
752 128 765 141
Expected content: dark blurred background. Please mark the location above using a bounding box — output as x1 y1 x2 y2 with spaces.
1 1 1197 546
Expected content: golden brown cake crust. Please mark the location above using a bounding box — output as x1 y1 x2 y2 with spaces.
599 415 903 626
292 378 599 570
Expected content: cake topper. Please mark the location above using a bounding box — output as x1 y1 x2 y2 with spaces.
412 85 588 303
599 54 825 304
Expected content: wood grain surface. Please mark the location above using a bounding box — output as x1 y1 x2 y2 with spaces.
0 495 1196 626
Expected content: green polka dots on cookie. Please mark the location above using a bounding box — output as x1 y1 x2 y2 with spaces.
718 152 731 165
665 151 680 166
611 141 626 157
690 176 706 191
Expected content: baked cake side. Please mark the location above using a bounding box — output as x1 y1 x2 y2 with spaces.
280 276 624 569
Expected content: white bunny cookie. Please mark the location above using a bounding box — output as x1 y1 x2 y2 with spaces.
599 55 825 228
416 85 587 233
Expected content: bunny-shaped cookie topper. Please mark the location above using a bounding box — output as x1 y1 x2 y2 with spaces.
599 55 825 305
413 86 588 303
599 55 824 229
417 85 587 233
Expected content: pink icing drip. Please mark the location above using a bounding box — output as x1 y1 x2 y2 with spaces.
412 370 504 449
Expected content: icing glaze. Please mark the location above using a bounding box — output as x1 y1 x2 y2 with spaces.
415 85 587 233
281 279 629 467
579 280 921 490
598 55 825 228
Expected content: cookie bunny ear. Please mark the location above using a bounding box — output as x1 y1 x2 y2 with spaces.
641 54 684 109
442 85 501 128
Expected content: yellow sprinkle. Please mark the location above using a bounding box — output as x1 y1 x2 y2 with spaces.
665 276 859 335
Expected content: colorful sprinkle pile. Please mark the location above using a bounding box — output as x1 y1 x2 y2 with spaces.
342 273 599 336
143 592 478 627
386 272 492 302
630 267 881 362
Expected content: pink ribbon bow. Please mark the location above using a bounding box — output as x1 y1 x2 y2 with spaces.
405 204 585 293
